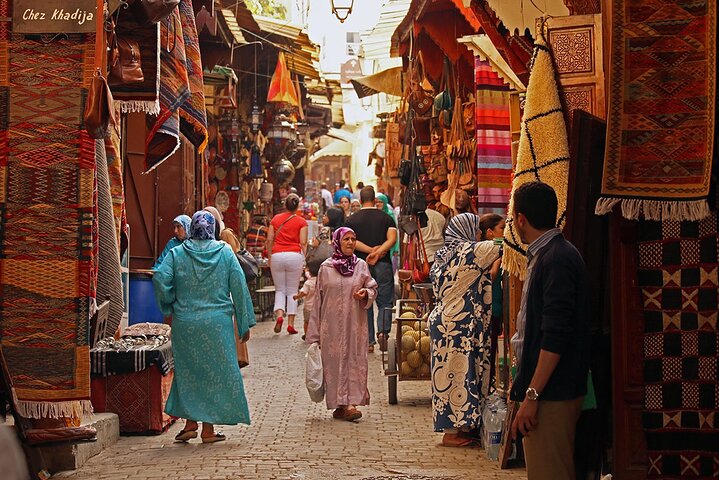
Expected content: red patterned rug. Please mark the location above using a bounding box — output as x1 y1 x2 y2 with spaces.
0 2 95 417
597 0 716 221
637 213 719 478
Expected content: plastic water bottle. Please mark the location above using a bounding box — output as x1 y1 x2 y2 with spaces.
483 394 507 461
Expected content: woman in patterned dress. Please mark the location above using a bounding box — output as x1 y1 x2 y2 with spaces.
428 213 501 447
153 211 255 443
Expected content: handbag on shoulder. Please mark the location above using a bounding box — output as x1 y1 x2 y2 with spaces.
235 249 259 282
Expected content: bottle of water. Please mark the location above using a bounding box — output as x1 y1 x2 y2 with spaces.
483 394 507 461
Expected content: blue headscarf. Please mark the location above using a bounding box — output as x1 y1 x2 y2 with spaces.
189 211 216 240
433 213 481 269
173 215 191 240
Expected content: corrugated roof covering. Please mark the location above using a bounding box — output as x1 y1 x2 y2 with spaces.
219 9 247 44
360 0 412 60
253 15 320 79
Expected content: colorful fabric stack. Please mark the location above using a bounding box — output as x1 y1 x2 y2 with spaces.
596 0 716 221
0 5 94 418
178 0 208 154
475 58 512 214
145 8 191 171
636 213 719 478
502 37 570 279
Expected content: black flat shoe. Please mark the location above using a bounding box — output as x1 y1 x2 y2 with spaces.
174 429 198 442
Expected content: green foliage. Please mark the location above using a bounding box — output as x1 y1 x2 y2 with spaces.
246 0 288 20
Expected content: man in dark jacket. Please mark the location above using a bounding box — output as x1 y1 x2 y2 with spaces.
509 181 589 480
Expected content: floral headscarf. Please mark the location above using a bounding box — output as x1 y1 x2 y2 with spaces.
331 227 359 277
173 215 191 240
189 211 216 240
433 213 481 269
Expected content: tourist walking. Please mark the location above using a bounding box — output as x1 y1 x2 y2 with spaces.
508 182 589 480
153 214 191 270
428 213 500 447
305 227 378 421
345 186 397 352
267 194 308 335
153 211 255 443
375 193 399 270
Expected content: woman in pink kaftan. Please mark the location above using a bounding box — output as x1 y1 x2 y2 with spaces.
306 227 378 421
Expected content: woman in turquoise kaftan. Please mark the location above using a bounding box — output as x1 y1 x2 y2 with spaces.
152 214 191 270
153 211 255 443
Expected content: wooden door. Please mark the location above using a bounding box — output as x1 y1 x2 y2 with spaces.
610 217 647 479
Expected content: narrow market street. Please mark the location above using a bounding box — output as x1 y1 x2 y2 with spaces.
56 319 525 480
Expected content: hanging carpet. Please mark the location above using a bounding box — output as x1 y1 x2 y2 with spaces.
475 58 512 214
502 37 570 279
0 5 95 418
145 7 191 172
596 0 716 221
636 214 719 479
111 9 160 115
178 0 208 153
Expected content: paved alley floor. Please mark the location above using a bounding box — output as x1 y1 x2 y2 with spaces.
56 319 526 480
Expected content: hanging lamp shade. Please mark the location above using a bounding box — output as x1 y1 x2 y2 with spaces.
267 52 299 106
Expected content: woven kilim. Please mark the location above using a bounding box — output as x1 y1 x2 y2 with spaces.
637 214 719 478
178 0 208 153
104 131 126 247
596 0 716 221
145 8 190 172
0 1 94 418
475 58 511 214
111 8 160 115
502 37 570 279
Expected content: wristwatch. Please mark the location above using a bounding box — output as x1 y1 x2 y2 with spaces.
525 387 539 401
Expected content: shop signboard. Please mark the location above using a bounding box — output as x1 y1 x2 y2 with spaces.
12 0 97 33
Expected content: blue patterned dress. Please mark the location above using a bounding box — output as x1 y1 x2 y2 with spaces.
429 240 500 432
153 239 255 425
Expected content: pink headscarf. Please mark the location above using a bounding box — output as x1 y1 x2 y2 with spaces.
331 227 358 277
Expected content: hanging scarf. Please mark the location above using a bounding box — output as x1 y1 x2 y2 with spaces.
331 227 359 277
189 211 216 240
173 214 191 240
433 213 481 269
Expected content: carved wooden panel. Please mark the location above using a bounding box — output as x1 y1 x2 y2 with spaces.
539 14 605 124
562 0 601 15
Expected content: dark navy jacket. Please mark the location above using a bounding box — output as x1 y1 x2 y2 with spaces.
509 234 590 402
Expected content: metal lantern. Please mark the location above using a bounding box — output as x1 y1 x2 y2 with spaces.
272 157 295 185
250 103 261 132
331 0 354 23
259 181 274 203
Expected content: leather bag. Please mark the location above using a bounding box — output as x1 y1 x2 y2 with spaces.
130 0 180 25
235 249 259 282
405 231 430 284
108 35 144 86
84 68 118 139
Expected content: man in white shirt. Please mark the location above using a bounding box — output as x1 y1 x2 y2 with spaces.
320 183 334 212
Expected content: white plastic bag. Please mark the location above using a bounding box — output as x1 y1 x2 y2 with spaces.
305 343 324 403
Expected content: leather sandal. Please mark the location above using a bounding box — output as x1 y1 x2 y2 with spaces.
174 429 198 442
343 408 362 422
201 432 226 444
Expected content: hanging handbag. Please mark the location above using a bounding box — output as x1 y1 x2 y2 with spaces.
108 34 144 86
84 68 118 139
235 249 260 282
409 231 430 283
129 0 180 25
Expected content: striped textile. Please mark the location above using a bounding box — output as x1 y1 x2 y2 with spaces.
475 58 512 214
178 0 208 153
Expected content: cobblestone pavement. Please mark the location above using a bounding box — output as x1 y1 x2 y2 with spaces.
56 319 526 480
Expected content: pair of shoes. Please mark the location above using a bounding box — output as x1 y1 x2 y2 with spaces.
273 316 284 333
174 429 198 442
441 434 476 448
201 432 226 444
287 325 299 335
342 408 362 422
332 407 345 419
368 344 375 353
377 333 388 352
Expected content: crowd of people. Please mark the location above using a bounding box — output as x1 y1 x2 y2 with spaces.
151 181 588 480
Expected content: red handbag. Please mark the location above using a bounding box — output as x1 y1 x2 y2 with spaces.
405 230 430 283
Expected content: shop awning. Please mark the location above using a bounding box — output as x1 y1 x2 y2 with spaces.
360 0 412 60
218 9 247 45
310 138 352 162
253 15 320 79
458 34 526 90
350 67 404 98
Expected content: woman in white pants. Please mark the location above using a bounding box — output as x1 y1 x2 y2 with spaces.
266 194 308 334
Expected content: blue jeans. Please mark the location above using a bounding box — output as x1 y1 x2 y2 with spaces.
367 261 394 345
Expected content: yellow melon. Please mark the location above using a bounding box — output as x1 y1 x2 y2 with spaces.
419 363 431 377
413 321 421 331
400 361 414 376
401 334 416 353
409 330 421 342
419 336 431 356
401 325 414 335
407 350 422 369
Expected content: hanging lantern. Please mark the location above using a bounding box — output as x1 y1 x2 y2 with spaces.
249 145 264 178
331 0 354 23
260 181 274 203
250 103 261 132
272 157 295 185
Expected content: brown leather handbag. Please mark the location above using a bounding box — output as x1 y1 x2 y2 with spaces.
130 0 180 25
84 68 118 139
108 35 144 86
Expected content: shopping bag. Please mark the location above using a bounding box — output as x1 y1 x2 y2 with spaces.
305 343 324 403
